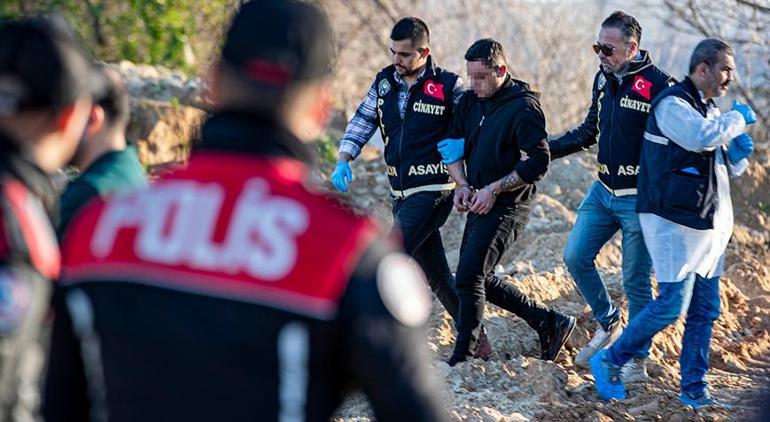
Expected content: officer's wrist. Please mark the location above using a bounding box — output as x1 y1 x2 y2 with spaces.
483 184 498 196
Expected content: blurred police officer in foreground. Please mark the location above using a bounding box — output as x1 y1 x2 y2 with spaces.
0 15 97 421
44 2 448 421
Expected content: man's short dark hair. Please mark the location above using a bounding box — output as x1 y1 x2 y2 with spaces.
94 66 130 132
0 15 100 116
688 38 733 74
390 17 430 48
464 38 506 69
601 11 642 43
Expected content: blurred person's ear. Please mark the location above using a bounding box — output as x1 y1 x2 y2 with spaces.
84 104 106 137
420 46 430 58
496 65 507 77
52 95 93 169
288 79 333 142
692 61 707 80
55 97 91 133
627 39 639 57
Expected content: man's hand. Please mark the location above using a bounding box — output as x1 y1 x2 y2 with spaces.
732 100 757 125
469 185 496 215
437 138 465 164
454 185 473 212
727 133 754 163
331 161 353 192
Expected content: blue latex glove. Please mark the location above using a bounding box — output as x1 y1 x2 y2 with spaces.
437 138 465 164
732 100 757 125
727 133 753 163
330 161 353 192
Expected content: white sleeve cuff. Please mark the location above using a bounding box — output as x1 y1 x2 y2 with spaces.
728 157 749 177
338 141 361 160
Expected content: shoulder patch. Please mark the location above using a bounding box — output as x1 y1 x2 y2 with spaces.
423 79 445 101
378 79 391 97
0 269 31 335
597 73 607 91
2 180 60 279
632 75 653 100
375 253 431 327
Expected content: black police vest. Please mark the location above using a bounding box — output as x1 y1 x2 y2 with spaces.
374 62 458 192
593 52 672 192
636 77 719 230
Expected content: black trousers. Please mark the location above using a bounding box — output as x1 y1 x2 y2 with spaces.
450 201 553 362
391 190 459 320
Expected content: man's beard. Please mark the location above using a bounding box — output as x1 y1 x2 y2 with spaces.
398 66 421 77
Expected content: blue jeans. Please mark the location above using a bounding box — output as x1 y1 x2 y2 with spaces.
563 181 653 356
608 274 720 395
392 190 458 320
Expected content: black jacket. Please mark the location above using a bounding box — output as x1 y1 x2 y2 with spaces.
44 112 448 422
549 51 673 193
449 75 550 204
375 57 459 191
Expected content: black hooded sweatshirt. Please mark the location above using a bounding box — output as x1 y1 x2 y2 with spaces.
449 75 550 205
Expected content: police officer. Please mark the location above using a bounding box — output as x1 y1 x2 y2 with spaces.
440 39 576 366
548 11 674 378
58 66 147 237
43 2 448 421
329 18 477 345
592 39 756 407
0 16 97 420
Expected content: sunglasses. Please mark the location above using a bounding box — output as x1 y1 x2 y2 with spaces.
592 43 617 57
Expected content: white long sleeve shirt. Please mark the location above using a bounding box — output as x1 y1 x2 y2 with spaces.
639 95 747 283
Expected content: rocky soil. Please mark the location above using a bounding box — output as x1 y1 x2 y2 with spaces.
330 148 770 422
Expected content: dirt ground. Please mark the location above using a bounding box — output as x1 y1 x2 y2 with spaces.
329 147 770 421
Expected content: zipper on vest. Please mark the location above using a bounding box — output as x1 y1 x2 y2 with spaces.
398 84 416 191
608 88 616 191
700 152 716 219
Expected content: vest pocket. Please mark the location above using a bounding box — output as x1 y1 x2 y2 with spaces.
664 171 707 211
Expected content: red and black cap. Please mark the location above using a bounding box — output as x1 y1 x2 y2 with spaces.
221 0 334 89
0 15 103 117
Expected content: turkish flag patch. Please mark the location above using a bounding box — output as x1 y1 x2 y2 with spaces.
423 80 445 101
632 75 652 100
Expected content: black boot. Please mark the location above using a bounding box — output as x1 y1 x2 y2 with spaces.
537 312 576 361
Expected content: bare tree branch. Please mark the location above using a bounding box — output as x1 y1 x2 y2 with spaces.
737 0 770 14
82 0 106 47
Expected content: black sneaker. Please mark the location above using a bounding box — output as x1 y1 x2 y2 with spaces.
538 312 577 361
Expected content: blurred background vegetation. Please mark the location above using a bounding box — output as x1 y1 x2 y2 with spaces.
0 0 242 74
2 0 765 149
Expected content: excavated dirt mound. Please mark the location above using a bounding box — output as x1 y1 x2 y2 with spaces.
329 147 770 421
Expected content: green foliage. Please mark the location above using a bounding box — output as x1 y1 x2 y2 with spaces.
0 0 239 74
315 132 340 166
759 201 770 216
